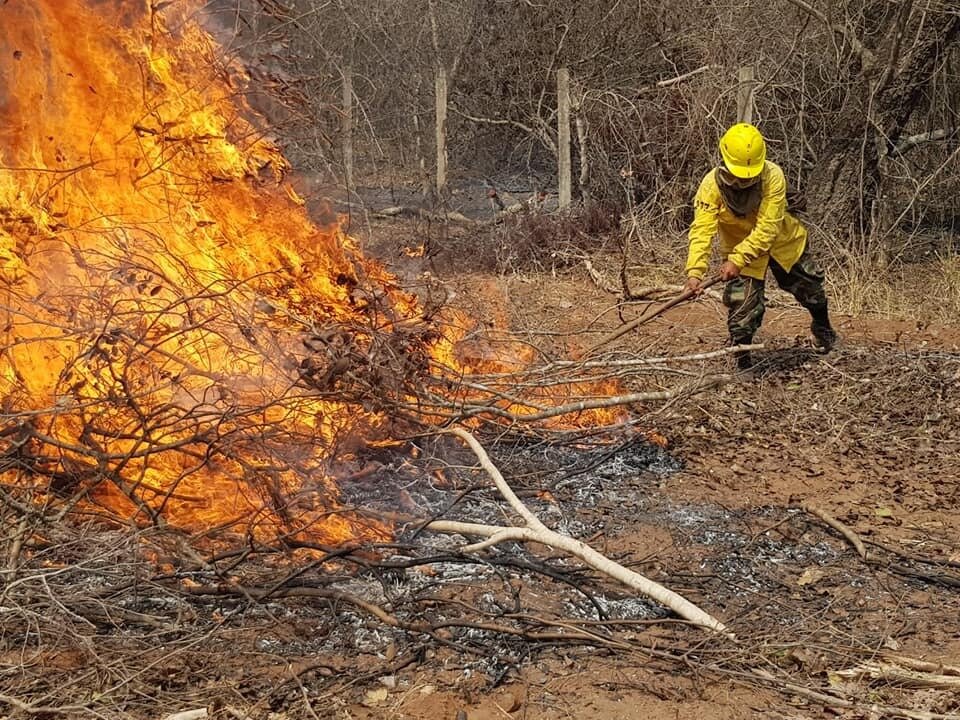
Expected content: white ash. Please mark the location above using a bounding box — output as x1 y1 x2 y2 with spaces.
565 594 668 621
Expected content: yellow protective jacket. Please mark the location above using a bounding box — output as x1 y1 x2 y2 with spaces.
685 160 807 281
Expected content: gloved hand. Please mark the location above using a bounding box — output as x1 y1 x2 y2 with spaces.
718 260 741 281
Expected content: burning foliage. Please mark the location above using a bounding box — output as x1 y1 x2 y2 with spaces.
0 0 443 543
0 1 637 545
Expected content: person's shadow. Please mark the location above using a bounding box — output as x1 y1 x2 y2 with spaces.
747 347 821 376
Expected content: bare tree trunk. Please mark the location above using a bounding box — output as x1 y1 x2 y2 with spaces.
413 75 433 201
435 65 448 202
341 65 354 201
557 67 572 209
736 66 755 124
805 7 960 238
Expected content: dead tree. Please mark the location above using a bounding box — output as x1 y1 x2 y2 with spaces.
792 0 960 240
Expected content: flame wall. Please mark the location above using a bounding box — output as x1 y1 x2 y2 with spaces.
0 0 405 542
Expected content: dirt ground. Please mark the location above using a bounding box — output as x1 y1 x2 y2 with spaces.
335 225 960 720
5 218 959 720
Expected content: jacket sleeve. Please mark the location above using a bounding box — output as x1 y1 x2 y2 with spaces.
685 173 720 279
727 166 786 269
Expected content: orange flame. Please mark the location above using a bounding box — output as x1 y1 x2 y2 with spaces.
0 1 628 545
0 0 407 543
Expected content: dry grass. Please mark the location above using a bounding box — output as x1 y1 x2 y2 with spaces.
612 220 960 323
826 251 960 323
395 202 960 327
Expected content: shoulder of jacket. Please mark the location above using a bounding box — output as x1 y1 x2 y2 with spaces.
762 161 786 190
763 161 785 182
697 169 721 195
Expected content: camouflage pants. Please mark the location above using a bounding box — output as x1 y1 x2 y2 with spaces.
723 248 829 344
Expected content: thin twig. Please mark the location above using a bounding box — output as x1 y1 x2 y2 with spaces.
581 277 721 357
802 503 867 559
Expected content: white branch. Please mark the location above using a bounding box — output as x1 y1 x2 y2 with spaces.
163 711 208 720
452 374 733 423
655 64 716 87
752 669 960 720
444 428 547 532
833 662 960 690
893 128 951 155
428 428 732 637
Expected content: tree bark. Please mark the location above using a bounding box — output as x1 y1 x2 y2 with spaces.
557 67 572 209
806 8 960 239
413 75 433 201
435 65 448 201
736 66 755 124
341 65 354 199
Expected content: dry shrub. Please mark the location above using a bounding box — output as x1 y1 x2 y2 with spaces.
615 211 690 291
447 207 619 275
824 240 960 323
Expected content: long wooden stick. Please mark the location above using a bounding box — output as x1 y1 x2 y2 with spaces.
751 669 960 720
582 276 722 358
427 428 732 637
832 662 960 689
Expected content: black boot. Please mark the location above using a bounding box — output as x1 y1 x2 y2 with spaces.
730 336 754 370
809 305 837 352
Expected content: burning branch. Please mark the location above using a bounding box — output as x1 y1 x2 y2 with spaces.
426 427 733 637
415 371 735 425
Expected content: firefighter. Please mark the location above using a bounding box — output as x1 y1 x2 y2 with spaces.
683 122 837 369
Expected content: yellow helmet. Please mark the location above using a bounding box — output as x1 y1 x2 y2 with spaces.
719 123 766 179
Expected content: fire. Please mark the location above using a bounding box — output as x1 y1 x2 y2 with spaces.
426 282 626 430
0 1 625 546
0 0 407 543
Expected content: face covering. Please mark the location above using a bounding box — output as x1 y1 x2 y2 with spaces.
716 166 762 217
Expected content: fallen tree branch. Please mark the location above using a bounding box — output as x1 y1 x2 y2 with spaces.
163 711 208 720
752 669 960 720
832 661 960 690
374 205 475 224
374 197 550 228
450 374 734 423
0 693 98 717
618 280 726 303
457 345 765 381
863 538 960 570
880 654 960 677
426 427 732 637
876 561 960 589
892 128 952 155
